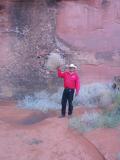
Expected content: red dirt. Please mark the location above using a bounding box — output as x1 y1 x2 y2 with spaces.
84 128 120 160
0 101 120 160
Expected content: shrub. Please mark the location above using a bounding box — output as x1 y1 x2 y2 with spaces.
102 106 120 128
17 89 63 112
69 112 102 133
69 105 120 133
74 83 113 108
117 153 120 160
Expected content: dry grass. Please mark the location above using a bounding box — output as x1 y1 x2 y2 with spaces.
69 104 120 133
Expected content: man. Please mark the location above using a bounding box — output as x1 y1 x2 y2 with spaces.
57 64 80 117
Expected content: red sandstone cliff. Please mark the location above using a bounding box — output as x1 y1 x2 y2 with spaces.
0 0 120 98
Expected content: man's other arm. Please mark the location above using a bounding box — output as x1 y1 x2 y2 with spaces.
75 75 80 96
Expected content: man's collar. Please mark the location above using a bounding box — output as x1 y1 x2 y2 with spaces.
68 71 75 75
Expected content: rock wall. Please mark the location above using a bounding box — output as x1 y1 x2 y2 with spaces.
0 0 58 98
0 0 120 99
56 0 120 84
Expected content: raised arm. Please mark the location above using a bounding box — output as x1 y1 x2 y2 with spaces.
57 67 65 78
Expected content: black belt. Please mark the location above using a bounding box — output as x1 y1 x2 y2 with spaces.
65 88 74 90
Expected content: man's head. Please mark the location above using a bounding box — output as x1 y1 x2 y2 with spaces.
69 64 77 72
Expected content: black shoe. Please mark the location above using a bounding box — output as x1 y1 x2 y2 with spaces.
68 113 72 118
59 115 65 118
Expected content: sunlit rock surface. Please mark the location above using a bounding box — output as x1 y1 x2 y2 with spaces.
57 0 120 52
0 0 120 99
56 0 120 84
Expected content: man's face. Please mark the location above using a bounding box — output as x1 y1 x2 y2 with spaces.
69 67 75 72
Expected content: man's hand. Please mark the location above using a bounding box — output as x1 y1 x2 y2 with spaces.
75 93 78 97
75 90 79 97
56 65 61 69
75 91 79 97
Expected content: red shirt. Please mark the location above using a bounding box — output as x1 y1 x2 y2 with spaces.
57 68 80 94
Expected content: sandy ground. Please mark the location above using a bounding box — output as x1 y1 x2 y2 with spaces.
0 101 120 160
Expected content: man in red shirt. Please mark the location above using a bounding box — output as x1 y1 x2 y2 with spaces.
57 64 80 117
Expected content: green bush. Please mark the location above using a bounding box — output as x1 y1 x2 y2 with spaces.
117 153 120 160
115 93 120 105
69 105 120 133
102 106 120 128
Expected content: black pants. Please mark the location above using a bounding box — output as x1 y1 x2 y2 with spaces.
61 88 74 116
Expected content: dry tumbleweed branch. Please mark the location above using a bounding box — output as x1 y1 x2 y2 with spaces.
46 52 65 71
